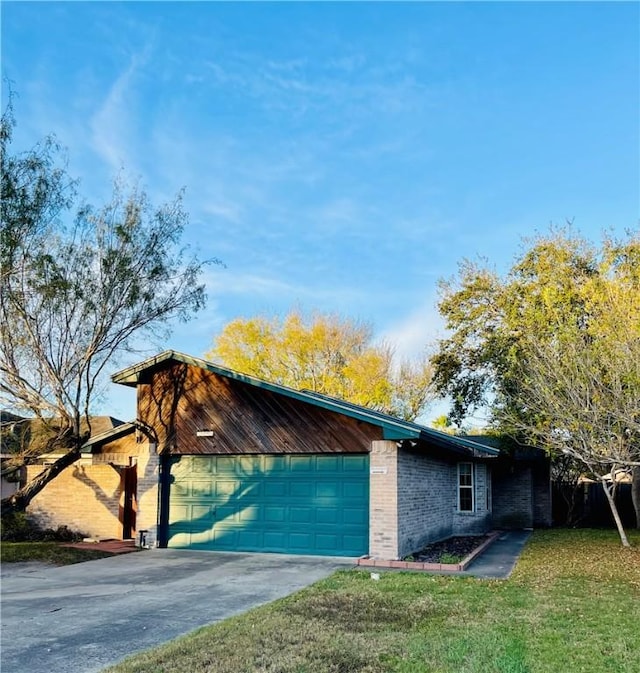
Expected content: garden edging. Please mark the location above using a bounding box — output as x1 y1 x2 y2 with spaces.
357 531 501 572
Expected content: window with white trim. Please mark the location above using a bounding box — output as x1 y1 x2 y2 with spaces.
458 462 474 512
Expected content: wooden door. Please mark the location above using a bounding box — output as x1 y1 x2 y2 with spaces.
122 465 137 539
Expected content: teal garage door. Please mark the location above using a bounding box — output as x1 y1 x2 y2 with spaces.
167 454 369 556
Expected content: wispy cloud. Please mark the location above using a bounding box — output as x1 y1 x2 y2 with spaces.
380 295 445 360
89 49 150 175
203 267 366 306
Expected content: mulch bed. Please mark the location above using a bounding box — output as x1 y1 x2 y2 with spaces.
61 539 139 555
412 535 489 563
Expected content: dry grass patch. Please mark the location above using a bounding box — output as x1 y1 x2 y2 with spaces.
287 587 438 633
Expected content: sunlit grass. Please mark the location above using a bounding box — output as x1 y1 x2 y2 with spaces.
104 529 640 673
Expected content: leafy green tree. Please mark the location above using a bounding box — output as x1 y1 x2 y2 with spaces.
207 310 435 421
0 100 214 516
433 229 640 542
431 415 456 434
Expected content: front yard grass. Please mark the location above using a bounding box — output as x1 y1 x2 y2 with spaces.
105 529 640 673
1 541 115 565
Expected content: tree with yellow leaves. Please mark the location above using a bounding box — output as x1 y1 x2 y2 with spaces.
207 310 435 422
433 228 640 544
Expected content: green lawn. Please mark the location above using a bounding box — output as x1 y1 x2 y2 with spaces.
1 541 115 565
105 529 640 673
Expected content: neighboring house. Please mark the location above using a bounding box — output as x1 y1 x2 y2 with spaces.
1 456 20 499
25 351 551 559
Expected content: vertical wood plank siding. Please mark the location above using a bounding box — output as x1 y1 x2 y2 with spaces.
138 362 382 455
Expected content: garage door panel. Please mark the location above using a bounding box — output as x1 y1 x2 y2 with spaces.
263 455 287 471
289 532 314 549
343 455 368 471
191 505 214 521
315 533 338 550
215 480 238 496
315 456 339 471
191 481 213 497
316 482 339 498
290 481 313 497
168 504 190 525
316 508 338 524
265 505 286 522
215 456 239 474
239 505 261 522
211 528 238 548
172 482 189 497
290 507 312 523
192 457 214 474
343 534 367 550
343 507 367 525
289 456 313 472
216 504 238 522
237 530 261 548
168 454 369 556
264 481 287 497
238 456 262 474
344 481 367 498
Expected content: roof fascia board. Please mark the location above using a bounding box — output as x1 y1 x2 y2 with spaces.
80 422 136 453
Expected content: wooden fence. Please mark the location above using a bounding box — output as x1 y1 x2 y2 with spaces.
552 481 635 528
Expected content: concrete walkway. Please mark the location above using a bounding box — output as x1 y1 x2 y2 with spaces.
463 529 532 579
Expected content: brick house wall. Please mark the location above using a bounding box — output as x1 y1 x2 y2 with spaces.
26 460 124 539
532 460 552 526
492 463 533 528
397 449 455 558
369 440 399 559
25 436 160 544
135 443 160 547
370 442 494 560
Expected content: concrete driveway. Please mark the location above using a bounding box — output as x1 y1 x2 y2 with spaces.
1 549 353 673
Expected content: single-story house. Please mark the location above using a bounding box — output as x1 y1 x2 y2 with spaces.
25 350 551 559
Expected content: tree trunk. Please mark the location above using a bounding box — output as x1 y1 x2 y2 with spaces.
632 466 640 530
1 447 82 517
600 478 630 547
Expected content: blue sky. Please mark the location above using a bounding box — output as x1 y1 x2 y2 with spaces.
2 1 639 424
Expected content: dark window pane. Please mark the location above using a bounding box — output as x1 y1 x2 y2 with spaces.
459 489 473 511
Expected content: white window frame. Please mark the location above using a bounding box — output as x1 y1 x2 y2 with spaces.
458 462 474 512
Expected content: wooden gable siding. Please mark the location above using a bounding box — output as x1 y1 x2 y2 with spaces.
137 362 382 455
92 433 139 456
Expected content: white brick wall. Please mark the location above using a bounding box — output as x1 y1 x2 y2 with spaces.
369 440 399 559
135 443 160 547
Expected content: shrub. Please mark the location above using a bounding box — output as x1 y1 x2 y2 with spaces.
1 512 85 542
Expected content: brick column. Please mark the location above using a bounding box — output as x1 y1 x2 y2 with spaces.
369 440 399 560
135 443 160 547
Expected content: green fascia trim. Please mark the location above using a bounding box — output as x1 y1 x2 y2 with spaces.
382 426 417 441
111 350 498 457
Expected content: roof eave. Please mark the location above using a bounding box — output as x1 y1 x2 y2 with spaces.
80 421 137 453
